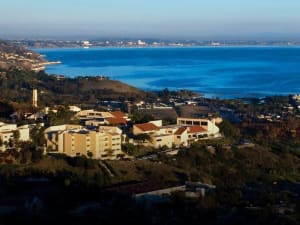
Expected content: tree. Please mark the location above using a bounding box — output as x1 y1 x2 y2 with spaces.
87 151 93 158
13 130 20 144
219 120 240 140
8 138 13 148
131 112 154 124
3 141 9 150
0 101 14 118
30 126 45 147
106 149 114 158
31 149 44 163
134 133 151 143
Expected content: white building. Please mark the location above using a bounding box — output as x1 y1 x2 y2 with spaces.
177 117 220 137
0 122 30 151
132 118 221 149
68 105 81 112
137 40 146 46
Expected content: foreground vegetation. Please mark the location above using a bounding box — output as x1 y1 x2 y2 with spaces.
2 132 300 224
1 111 300 224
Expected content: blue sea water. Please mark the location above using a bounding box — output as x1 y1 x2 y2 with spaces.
36 47 300 98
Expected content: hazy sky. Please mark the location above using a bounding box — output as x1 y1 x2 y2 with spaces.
1 0 300 40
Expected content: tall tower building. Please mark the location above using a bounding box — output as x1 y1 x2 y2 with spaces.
32 89 38 108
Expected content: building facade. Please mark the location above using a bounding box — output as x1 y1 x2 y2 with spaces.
0 122 30 151
44 125 124 160
132 118 221 148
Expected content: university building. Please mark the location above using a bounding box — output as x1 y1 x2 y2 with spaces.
132 117 221 148
0 122 30 151
44 125 124 160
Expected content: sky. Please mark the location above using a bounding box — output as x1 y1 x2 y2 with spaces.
1 0 300 40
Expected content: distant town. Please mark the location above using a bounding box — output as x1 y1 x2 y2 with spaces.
10 39 300 49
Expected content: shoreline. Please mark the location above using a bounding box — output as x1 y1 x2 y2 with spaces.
32 45 300 50
44 73 295 101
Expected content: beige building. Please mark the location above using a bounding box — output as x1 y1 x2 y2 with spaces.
44 125 124 160
151 133 174 148
0 122 30 151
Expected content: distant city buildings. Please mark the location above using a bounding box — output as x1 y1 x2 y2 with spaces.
82 40 92 48
137 40 146 46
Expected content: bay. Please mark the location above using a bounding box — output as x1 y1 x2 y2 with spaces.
36 47 300 98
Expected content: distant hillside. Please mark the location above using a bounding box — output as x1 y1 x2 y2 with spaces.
0 69 146 106
0 39 25 54
0 39 45 71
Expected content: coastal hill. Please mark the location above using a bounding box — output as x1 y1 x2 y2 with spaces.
0 70 146 107
0 39 47 71
0 40 146 106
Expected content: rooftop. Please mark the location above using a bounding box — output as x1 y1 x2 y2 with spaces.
110 111 126 118
105 117 127 125
175 127 187 135
187 126 207 134
135 123 160 132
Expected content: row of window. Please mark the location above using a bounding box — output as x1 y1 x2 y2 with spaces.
179 120 208 126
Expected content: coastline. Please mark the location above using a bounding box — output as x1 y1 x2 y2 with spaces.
32 44 300 50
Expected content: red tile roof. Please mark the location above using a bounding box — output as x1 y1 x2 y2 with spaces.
105 117 127 125
110 111 126 118
175 127 187 135
187 126 207 134
135 123 159 132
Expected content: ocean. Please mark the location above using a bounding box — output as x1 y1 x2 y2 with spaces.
36 47 300 98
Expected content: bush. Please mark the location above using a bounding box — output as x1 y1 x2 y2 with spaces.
31 149 44 163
